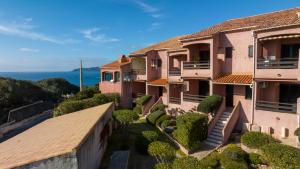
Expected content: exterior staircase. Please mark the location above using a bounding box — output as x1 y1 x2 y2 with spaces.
204 111 231 147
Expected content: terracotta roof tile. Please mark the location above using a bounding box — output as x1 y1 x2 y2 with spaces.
130 36 186 55
102 57 131 69
181 7 300 41
213 74 253 85
148 78 168 86
0 103 113 169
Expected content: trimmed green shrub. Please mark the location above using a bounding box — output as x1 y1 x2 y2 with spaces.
92 94 109 105
198 152 219 169
249 153 263 165
154 163 171 169
156 114 171 127
70 87 99 100
161 120 174 130
148 141 176 163
151 103 167 113
241 132 278 149
172 156 201 169
294 128 300 141
113 109 139 124
81 98 98 108
197 95 222 114
54 100 85 117
147 110 165 125
220 144 248 169
133 105 142 114
103 93 120 105
142 130 160 142
136 95 152 105
261 143 300 169
172 113 208 150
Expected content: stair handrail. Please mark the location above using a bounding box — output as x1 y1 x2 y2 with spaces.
148 96 163 114
208 97 226 135
222 101 241 144
142 95 156 115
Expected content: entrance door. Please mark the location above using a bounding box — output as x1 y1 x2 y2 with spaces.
198 80 209 96
226 85 234 107
158 87 163 97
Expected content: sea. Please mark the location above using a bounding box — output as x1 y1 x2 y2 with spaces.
0 71 100 87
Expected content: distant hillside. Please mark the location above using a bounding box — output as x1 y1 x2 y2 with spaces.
72 67 99 72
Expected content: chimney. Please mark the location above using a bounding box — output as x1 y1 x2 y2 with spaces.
297 12 300 19
119 54 128 63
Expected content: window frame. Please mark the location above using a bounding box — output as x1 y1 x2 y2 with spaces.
248 45 253 58
225 47 233 59
245 85 252 100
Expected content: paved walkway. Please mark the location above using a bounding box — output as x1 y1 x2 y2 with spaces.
190 143 217 159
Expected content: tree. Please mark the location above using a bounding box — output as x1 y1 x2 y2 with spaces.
148 141 176 163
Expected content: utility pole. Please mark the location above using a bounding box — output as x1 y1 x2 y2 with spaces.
80 60 84 92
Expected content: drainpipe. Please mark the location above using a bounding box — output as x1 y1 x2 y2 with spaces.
251 31 257 125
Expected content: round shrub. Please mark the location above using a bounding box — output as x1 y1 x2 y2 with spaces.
148 141 176 163
241 132 278 149
103 93 120 104
261 143 300 169
147 110 165 125
151 103 167 113
172 113 208 150
156 114 171 127
197 95 222 114
142 130 160 142
113 109 139 124
93 93 109 105
248 153 263 165
294 128 300 141
154 163 171 169
172 156 201 169
136 95 152 105
133 105 142 114
54 100 85 116
81 98 98 108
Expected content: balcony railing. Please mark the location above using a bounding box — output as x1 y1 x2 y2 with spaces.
183 61 210 69
256 101 297 114
169 70 181 76
183 94 207 103
131 69 146 75
169 97 181 104
257 58 298 69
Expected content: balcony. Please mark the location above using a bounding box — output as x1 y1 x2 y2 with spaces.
183 93 207 103
256 101 297 114
169 97 181 105
257 58 298 69
181 61 211 78
131 69 147 81
169 70 181 76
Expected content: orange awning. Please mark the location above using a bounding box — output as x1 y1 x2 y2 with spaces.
213 74 253 85
148 79 168 86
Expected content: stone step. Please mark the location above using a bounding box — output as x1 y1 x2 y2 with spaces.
204 141 220 147
206 137 223 145
207 134 223 141
210 131 223 138
214 125 224 130
211 128 222 134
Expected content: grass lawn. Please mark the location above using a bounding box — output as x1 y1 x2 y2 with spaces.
99 118 183 169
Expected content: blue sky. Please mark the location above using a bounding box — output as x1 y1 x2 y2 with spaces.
0 0 299 72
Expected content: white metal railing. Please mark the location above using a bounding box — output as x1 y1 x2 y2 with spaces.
257 58 298 69
183 61 210 69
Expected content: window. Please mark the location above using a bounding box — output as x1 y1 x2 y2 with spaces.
248 45 253 57
157 59 162 67
245 86 252 100
151 59 156 67
225 47 233 58
281 44 300 58
103 72 113 81
114 72 120 82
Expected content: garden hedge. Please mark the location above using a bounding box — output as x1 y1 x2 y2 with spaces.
219 144 248 169
93 94 109 105
161 120 174 130
113 109 139 124
142 130 160 142
54 100 85 116
156 114 171 127
154 163 171 169
172 156 201 169
197 95 222 114
248 153 263 165
198 152 219 169
172 113 208 150
261 143 300 169
241 132 278 149
151 103 166 113
148 141 176 163
294 127 300 141
147 110 165 125
103 93 120 105
133 105 142 114
136 95 152 105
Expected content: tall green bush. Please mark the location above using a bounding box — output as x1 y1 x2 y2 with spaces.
172 113 208 150
241 132 278 149
261 143 300 169
147 110 165 125
136 95 152 105
197 95 222 114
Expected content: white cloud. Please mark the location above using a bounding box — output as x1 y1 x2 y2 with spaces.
133 0 163 18
0 18 79 44
80 28 120 43
19 48 39 53
147 22 163 31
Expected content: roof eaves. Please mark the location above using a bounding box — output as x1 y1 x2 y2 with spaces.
179 35 213 43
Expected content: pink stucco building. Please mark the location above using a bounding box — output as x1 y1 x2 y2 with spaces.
100 7 300 147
